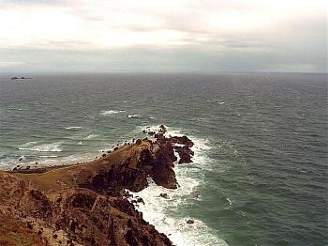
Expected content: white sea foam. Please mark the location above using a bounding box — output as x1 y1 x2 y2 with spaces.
19 142 63 152
23 153 95 168
137 125 183 138
226 198 232 206
131 125 228 246
131 176 227 246
19 141 38 148
128 114 141 119
65 126 82 130
84 134 98 140
192 137 211 152
0 157 19 170
39 155 58 158
100 110 125 116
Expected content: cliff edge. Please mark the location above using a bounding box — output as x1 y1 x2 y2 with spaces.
0 126 194 246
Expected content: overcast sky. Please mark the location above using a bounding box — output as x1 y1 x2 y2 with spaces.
0 0 326 73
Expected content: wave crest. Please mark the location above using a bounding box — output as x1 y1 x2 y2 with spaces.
65 126 82 130
100 110 125 116
19 142 63 152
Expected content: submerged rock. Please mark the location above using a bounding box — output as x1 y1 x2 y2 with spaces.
136 197 145 204
159 193 169 199
186 219 194 224
159 124 167 134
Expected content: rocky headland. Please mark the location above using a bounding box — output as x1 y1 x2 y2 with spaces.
0 126 194 245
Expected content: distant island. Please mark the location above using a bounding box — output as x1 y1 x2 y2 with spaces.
11 76 32 80
0 125 194 245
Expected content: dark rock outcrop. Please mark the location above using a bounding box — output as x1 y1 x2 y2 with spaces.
186 219 194 224
174 146 194 164
159 193 169 199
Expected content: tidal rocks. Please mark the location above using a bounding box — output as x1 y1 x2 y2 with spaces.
174 146 194 164
159 193 169 199
170 135 194 148
136 197 145 204
186 219 194 224
158 134 194 164
131 196 145 205
159 124 167 134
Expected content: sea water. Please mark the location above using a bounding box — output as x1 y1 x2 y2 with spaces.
0 73 327 245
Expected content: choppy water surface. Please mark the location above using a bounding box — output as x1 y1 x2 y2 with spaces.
0 73 327 245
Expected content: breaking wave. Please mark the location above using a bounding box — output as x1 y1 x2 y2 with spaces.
65 126 83 130
128 114 142 119
18 142 63 152
131 126 228 246
100 110 125 116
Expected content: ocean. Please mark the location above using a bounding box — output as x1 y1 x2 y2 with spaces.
0 73 327 246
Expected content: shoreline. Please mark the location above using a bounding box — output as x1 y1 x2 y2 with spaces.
0 125 195 245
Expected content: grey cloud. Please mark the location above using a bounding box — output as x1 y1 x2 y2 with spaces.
0 40 326 74
0 1 326 74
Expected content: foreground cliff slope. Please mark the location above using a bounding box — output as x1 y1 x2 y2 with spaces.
0 126 194 246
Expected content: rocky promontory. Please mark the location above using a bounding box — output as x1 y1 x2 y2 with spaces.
0 126 194 245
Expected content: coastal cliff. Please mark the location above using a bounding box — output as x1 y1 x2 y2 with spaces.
0 126 194 246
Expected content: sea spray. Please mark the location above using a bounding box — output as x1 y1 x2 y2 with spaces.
131 126 228 246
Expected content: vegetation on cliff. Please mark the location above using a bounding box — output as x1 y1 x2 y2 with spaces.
0 126 194 246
